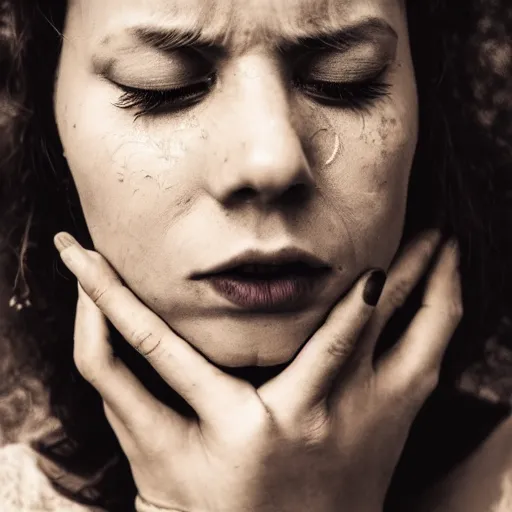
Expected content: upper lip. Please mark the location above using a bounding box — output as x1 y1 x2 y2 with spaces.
192 248 331 278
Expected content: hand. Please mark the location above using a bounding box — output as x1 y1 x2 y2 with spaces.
53 229 461 512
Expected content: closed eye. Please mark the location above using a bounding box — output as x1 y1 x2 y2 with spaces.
293 69 391 111
112 73 217 118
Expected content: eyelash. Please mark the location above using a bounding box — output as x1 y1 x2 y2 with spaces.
114 71 390 118
114 74 217 118
294 76 391 111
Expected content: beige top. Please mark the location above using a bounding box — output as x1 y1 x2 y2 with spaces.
0 443 97 512
0 443 168 512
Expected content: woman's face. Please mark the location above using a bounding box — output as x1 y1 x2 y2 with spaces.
55 0 417 367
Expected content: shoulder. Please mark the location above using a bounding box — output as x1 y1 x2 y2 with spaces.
0 443 99 512
418 414 512 512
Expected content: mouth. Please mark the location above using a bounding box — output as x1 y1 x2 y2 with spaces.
191 247 332 312
197 262 331 312
214 261 326 279
193 246 331 277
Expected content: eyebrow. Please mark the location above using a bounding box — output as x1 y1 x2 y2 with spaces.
281 18 398 52
127 17 397 55
131 25 227 56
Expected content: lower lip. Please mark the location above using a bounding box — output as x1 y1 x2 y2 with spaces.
205 270 331 312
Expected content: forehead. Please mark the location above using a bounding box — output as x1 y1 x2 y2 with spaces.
68 0 403 48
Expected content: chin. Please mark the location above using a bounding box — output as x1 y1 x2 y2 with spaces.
210 345 300 368
168 308 327 368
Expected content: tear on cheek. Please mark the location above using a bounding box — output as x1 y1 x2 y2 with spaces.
324 133 341 166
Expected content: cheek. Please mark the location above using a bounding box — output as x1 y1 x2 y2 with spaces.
55 86 208 278
356 114 415 213
320 108 417 267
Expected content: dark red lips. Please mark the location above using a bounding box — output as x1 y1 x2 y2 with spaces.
205 264 331 312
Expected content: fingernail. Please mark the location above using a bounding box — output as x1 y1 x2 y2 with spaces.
54 232 78 253
363 269 387 306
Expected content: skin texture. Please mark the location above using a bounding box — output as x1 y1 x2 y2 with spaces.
52 229 463 512
54 0 418 367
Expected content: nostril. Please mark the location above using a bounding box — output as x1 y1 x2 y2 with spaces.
234 187 258 203
229 183 310 207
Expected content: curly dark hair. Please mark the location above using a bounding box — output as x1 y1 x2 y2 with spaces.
0 0 511 510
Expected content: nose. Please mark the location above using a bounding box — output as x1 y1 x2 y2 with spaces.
206 61 315 207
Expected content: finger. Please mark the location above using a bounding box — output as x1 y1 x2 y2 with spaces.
260 269 386 413
56 232 243 419
360 229 442 363
74 282 187 450
377 239 462 405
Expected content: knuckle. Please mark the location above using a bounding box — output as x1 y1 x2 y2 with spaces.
89 252 119 281
449 300 464 321
422 367 441 395
73 354 91 382
387 278 410 310
409 366 440 402
73 349 105 385
301 409 331 447
102 402 116 424
73 332 116 386
73 344 91 380
131 330 164 358
326 338 352 361
87 251 104 264
434 299 464 322
88 283 111 305
83 253 120 305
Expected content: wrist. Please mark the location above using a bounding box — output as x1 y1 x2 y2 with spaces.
135 494 186 512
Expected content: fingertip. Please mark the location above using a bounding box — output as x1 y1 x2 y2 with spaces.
406 228 442 256
448 238 460 268
436 237 461 279
54 232 78 254
427 228 443 244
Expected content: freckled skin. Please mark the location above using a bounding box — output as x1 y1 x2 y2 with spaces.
55 0 418 367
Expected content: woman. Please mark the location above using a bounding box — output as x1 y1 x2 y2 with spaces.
0 0 511 510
